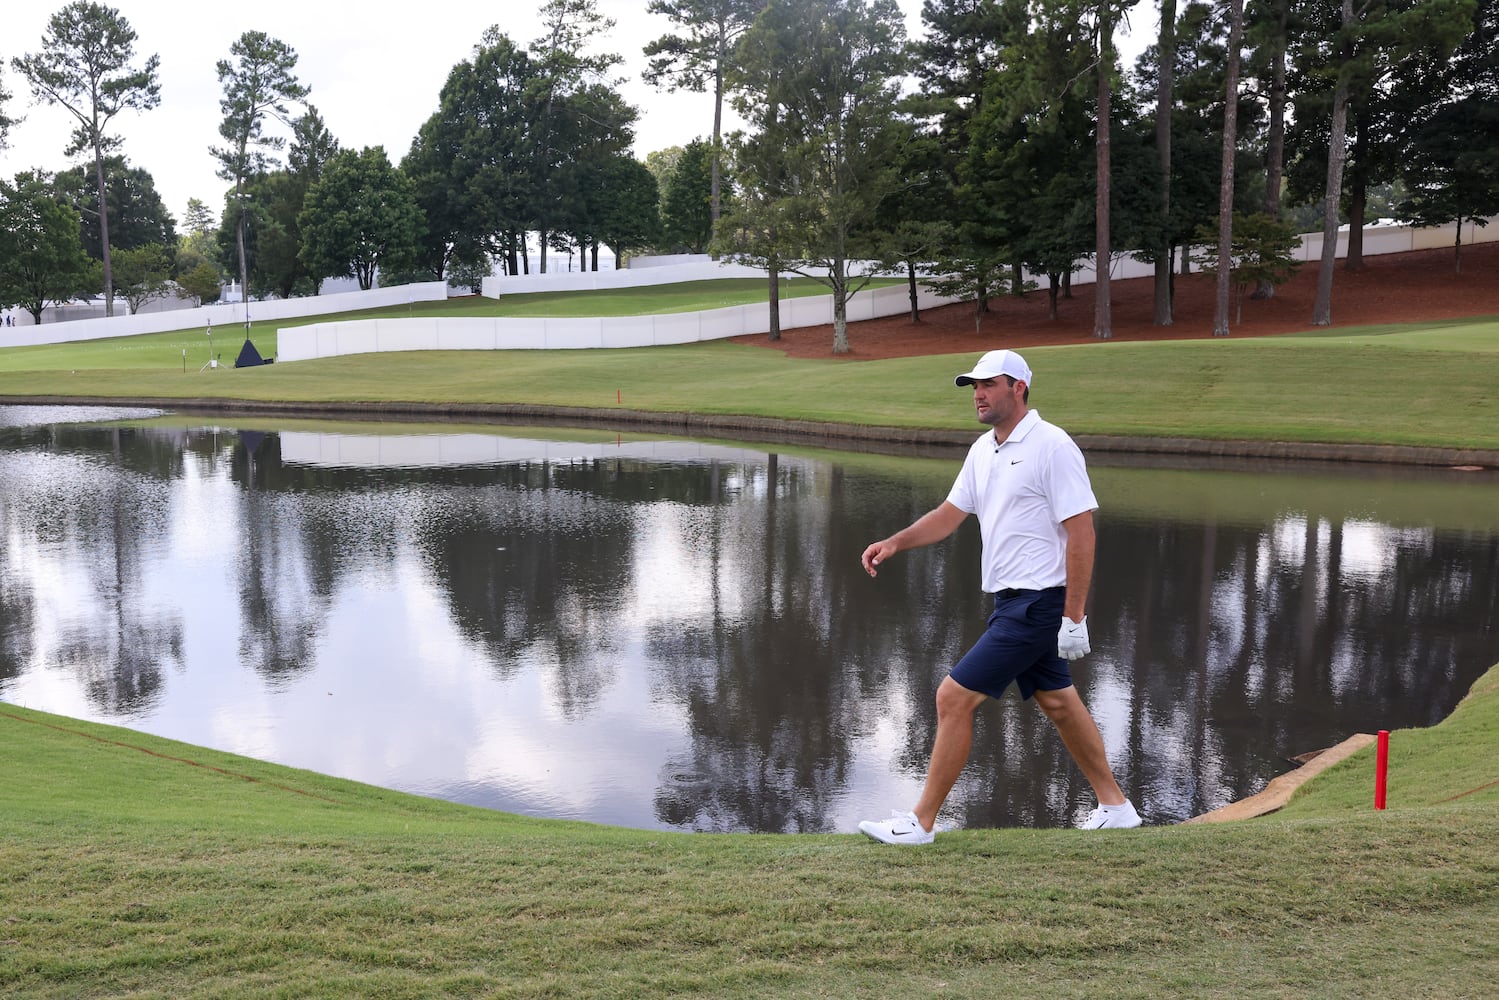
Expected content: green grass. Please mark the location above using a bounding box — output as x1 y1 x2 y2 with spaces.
3 666 1496 998
486 276 903 317
4 317 1499 451
2 292 1497 995
0 278 897 373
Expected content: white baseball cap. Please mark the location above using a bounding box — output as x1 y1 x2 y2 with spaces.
954 349 1032 387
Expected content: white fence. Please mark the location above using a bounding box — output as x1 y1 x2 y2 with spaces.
276 281 953 362
0 282 449 348
483 257 817 295
1048 217 1495 285
6 217 1492 356
1293 217 1493 261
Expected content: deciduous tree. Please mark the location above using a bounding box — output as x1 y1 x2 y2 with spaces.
421 30 535 277
109 242 172 313
720 0 911 354
0 170 95 323
1193 211 1300 322
299 146 424 290
53 155 175 258
577 154 660 266
658 138 717 252
176 198 222 301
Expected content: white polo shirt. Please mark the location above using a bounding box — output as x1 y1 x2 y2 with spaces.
945 409 1098 593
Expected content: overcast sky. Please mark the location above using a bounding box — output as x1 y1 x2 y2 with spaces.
1 0 1148 226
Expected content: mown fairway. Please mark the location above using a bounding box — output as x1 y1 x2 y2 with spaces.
3 666 1496 998
2 314 1498 451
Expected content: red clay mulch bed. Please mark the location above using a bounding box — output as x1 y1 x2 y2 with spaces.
731 241 1499 360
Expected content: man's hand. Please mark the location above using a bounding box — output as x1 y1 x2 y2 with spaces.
1057 616 1090 660
861 540 898 577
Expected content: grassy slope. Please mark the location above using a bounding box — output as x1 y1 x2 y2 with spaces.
2 665 1497 998
0 278 890 372
2 318 1498 450
3 294 1497 995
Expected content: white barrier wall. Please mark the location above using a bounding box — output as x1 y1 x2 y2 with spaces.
278 216 1497 363
278 281 956 362
480 257 869 295
11 218 1491 355
1296 218 1493 261
2 281 449 348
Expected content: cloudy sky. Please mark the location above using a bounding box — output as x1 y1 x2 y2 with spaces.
1 0 1148 225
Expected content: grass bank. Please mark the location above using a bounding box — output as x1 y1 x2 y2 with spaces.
3 665 1496 998
3 302 1497 995
2 315 1498 453
0 278 893 372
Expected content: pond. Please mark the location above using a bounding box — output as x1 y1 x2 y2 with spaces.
2 405 1496 832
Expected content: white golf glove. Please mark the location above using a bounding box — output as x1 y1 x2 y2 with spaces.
1057 616 1090 660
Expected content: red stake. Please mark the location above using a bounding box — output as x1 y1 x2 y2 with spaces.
1375 730 1390 810
617 389 621 403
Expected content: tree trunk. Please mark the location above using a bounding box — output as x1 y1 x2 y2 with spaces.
236 186 250 309
907 261 920 322
711 44 725 226
1252 3 1289 300
1454 218 1464 273
539 229 549 274
1011 261 1024 296
1214 0 1245 338
1048 273 1061 320
1154 0 1177 326
93 150 114 318
1345 176 1366 271
1094 7 1114 340
1312 7 1353 328
832 268 850 355
767 256 781 341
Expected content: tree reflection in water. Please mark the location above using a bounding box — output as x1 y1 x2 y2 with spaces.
0 413 1495 832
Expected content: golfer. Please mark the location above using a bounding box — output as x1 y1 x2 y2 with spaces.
858 349 1140 844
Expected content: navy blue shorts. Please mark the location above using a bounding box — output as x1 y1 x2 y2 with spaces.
949 588 1073 701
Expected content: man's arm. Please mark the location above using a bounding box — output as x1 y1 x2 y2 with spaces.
861 501 968 577
1061 510 1095 621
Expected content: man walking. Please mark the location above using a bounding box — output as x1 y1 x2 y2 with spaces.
858 349 1140 844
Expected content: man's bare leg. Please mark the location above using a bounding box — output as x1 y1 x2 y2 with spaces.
912 677 989 831
1032 685 1126 806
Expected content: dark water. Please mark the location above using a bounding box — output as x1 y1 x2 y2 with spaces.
2 405 1496 832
